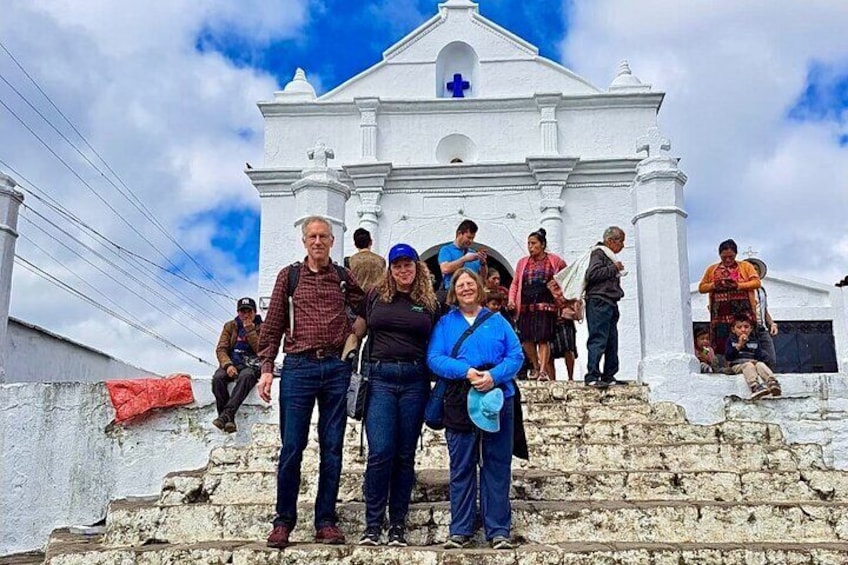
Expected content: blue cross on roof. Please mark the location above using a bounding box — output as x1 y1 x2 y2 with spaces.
447 73 470 98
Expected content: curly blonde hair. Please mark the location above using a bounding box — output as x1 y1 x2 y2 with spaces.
376 260 439 313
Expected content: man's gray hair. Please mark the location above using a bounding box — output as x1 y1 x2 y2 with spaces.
603 226 625 242
300 215 334 238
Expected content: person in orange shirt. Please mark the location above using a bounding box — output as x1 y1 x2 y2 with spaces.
697 239 760 358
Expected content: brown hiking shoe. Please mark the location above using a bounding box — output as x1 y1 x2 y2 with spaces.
316 525 346 544
267 524 291 549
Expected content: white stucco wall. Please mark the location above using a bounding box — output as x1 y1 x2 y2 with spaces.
4 318 155 383
0 378 275 555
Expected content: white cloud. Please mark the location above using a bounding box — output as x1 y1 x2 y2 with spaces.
1 0 308 375
562 0 848 285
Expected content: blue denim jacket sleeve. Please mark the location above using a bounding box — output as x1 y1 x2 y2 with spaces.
427 313 472 380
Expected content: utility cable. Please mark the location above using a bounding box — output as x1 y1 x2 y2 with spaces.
0 39 236 297
19 206 224 333
15 255 215 367
0 157 233 313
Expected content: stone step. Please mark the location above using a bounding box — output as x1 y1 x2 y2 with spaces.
42 536 848 565
504 381 652 405
207 440 825 475
160 467 848 507
248 419 785 449
102 499 848 547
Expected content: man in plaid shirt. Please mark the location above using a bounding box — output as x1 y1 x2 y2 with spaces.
258 215 364 549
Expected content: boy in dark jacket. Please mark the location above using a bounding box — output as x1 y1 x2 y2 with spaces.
725 315 781 399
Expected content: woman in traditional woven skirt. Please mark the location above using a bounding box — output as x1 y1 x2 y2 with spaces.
508 228 567 381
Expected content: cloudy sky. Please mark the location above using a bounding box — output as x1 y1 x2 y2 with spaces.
1 0 846 375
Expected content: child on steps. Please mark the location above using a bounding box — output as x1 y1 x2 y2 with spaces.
725 315 781 399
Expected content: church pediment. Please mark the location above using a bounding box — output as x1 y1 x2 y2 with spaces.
319 0 600 102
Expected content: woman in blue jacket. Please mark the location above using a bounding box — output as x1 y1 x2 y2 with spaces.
427 267 524 550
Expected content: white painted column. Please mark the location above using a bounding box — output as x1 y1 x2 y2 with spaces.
342 163 392 255
527 157 577 255
355 98 380 162
535 94 561 155
832 285 848 376
291 142 351 264
630 127 699 384
0 172 24 382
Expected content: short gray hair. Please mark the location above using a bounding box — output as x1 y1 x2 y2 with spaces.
300 216 333 238
603 226 625 242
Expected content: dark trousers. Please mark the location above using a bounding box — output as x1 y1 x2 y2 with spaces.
586 297 620 382
445 397 513 540
363 361 430 529
757 326 777 370
274 354 350 530
211 366 259 419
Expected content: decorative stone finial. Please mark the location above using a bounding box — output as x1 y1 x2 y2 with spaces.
636 126 671 158
609 60 651 92
276 67 317 102
307 141 335 169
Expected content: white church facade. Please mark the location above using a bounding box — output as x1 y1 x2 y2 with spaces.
248 0 681 380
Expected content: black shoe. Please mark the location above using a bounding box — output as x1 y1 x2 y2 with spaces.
223 418 237 433
387 525 407 547
602 377 626 386
585 378 609 389
359 526 381 546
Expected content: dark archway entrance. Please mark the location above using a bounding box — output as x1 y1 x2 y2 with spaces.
420 242 514 293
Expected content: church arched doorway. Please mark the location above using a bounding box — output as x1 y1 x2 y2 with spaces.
420 242 513 293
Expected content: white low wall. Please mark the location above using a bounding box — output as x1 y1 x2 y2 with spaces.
650 372 848 470
0 377 277 556
3 318 155 383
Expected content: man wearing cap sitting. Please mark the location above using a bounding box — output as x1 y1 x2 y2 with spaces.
212 297 262 433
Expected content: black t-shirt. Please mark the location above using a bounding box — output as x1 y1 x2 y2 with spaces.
358 291 436 362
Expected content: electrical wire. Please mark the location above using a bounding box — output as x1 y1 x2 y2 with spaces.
14 255 215 367
0 39 236 298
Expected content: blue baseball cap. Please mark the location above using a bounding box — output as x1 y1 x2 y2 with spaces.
388 243 419 264
467 387 504 433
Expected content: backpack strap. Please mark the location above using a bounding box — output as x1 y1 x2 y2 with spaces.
285 261 350 335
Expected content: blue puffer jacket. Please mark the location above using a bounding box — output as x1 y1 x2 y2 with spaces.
427 308 524 398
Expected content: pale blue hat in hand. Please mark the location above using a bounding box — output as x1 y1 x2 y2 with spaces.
467 387 504 433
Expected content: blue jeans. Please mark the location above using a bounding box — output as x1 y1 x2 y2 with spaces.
586 297 620 382
274 354 350 530
363 361 430 529
445 397 513 540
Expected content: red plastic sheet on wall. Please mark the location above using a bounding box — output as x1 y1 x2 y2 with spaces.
106 374 194 423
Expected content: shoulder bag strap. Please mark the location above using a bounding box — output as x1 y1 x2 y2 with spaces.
450 310 496 358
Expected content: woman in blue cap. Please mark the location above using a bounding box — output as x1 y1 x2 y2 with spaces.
353 243 440 547
427 267 524 550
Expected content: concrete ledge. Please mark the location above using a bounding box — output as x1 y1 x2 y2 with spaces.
649 372 848 469
0 377 277 556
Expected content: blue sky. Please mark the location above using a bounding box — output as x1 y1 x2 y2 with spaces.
197 0 567 95
194 0 568 275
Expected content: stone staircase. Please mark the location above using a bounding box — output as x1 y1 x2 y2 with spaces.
41 382 848 564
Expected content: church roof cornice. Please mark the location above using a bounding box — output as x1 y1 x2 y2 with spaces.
258 92 665 118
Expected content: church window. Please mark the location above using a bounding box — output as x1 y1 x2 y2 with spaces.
436 134 477 164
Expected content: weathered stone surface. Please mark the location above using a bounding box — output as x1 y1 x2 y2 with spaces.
102 499 848 547
44 538 848 565
40 379 848 563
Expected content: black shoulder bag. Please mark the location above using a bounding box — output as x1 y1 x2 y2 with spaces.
424 310 495 431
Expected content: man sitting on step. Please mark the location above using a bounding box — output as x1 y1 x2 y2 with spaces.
211 297 262 433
